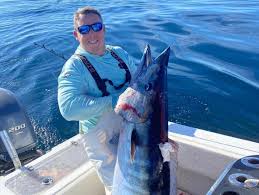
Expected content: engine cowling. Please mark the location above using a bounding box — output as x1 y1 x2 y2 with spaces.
0 88 40 174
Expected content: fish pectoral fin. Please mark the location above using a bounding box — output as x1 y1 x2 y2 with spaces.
130 142 136 163
130 129 137 163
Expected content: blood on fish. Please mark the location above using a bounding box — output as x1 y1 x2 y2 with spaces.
120 103 141 118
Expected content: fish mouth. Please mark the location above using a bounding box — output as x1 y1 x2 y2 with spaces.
116 103 141 118
115 103 149 123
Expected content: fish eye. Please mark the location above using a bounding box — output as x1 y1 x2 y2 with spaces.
144 83 152 91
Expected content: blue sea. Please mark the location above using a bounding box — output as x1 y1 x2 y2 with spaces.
0 0 259 150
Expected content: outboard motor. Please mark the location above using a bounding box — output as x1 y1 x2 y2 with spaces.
0 88 41 175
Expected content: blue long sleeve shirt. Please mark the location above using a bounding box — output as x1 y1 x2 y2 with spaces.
58 45 136 134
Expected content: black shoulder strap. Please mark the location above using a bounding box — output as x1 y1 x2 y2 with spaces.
108 49 131 85
75 54 110 97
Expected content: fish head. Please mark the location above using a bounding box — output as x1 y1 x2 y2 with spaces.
115 45 170 124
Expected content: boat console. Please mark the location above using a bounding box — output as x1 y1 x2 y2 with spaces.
207 155 259 195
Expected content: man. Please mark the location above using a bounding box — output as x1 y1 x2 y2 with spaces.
58 6 136 194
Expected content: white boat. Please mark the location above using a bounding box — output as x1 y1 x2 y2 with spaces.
1 122 259 195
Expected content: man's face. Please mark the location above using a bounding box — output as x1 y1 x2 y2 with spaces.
74 13 105 56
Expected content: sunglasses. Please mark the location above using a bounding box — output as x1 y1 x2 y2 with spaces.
77 22 103 34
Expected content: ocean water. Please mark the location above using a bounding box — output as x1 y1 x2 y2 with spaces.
0 0 258 150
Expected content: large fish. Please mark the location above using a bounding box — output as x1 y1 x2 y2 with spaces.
112 45 178 195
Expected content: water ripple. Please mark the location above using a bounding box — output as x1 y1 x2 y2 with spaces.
1 0 259 149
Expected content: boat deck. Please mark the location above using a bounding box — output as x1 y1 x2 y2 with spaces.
1 122 259 195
